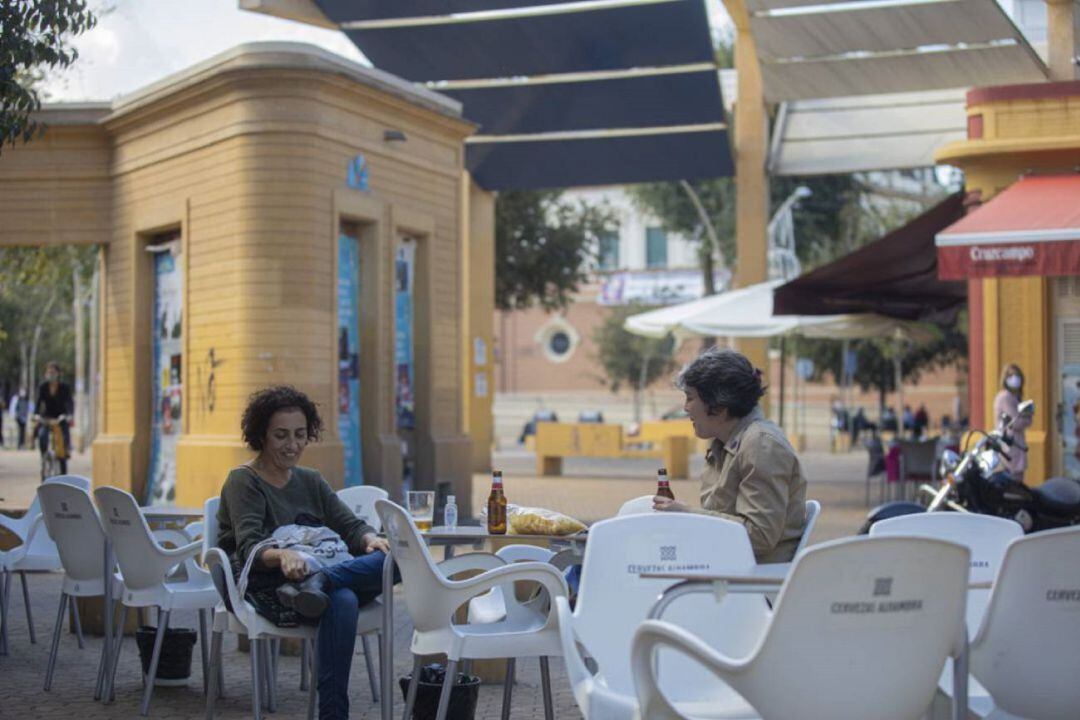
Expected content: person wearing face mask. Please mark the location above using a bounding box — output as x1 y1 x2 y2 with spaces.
35 361 74 475
654 348 808 563
993 363 1031 483
216 385 396 720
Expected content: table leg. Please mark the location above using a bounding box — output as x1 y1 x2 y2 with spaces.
381 552 395 720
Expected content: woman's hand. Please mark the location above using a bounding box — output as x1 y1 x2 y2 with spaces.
363 532 390 554
278 549 309 580
653 496 690 513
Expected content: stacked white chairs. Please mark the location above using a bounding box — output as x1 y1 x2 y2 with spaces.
0 474 91 654
556 513 769 719
969 525 1080 720
376 498 568 720
632 535 971 720
37 480 125 697
94 486 219 716
335 484 389 701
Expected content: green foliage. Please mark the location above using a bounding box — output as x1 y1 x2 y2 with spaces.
495 189 615 312
1 0 97 152
592 304 677 394
627 179 736 268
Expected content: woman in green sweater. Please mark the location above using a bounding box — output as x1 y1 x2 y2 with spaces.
217 385 392 720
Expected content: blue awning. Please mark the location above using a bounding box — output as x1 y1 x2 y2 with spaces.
307 0 732 190
337 2 713 82
443 70 724 135
467 129 734 190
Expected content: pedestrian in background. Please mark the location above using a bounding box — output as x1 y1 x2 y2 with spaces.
993 363 1031 483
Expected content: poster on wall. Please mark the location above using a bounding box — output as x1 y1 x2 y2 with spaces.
147 249 182 505
1064 367 1080 477
395 240 416 431
337 234 364 487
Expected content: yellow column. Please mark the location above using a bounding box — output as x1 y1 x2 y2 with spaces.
461 173 495 473
1046 0 1078 81
724 0 771 390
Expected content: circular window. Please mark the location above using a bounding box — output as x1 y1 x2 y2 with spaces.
549 331 571 357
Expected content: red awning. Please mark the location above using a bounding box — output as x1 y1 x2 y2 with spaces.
936 174 1080 279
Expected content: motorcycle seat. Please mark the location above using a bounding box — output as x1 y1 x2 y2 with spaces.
1032 477 1080 515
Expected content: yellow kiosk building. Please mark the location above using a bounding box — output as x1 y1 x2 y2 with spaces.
0 43 493 507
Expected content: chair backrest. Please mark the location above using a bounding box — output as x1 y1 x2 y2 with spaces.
18 475 93 559
37 481 107 583
871 512 1022 634
94 486 173 590
375 499 455 632
793 499 821 558
336 486 390 531
736 535 969 720
574 513 765 701
616 495 656 517
970 525 1080 720
495 544 553 563
203 496 221 562
898 439 937 477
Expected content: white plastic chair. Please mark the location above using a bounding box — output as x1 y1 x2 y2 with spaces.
336 485 388 532
617 495 656 516
556 513 768 719
37 481 125 697
467 544 555 624
335 484 389 701
969 525 1080 720
0 474 91 653
94 486 219 716
376 498 568 720
204 547 317 720
632 535 971 720
793 499 821 557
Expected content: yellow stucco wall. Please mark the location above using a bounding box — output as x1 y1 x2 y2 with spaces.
936 82 1080 484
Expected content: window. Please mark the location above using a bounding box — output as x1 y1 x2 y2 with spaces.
598 231 619 271
646 227 668 269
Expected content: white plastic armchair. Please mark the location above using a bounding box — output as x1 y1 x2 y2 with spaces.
336 485 389 531
793 499 821 557
556 513 767 719
376 499 568 720
467 544 555 624
969 525 1080 720
631 535 971 720
94 486 219 716
617 495 656 516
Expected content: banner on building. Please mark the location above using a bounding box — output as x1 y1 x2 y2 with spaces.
147 249 182 506
597 269 730 307
395 240 416 431
337 234 363 487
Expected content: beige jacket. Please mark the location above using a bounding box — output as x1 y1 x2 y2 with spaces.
696 407 808 563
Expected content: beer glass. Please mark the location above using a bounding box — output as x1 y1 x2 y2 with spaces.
407 490 435 531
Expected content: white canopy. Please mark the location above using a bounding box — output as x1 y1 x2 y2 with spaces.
623 280 935 343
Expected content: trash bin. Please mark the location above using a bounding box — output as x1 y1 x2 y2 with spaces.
398 664 481 720
135 626 197 686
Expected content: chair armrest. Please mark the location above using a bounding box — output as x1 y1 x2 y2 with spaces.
631 619 749 720
438 552 505 578
555 596 595 691
182 521 204 542
153 527 193 549
0 511 31 543
205 547 250 622
445 561 568 611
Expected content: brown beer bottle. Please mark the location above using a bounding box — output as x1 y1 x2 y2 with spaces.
656 468 675 500
487 470 507 535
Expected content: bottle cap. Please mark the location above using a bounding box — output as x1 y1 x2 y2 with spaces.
493 470 503 478
658 468 668 476
447 495 455 504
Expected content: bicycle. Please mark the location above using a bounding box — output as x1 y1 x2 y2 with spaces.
35 415 66 481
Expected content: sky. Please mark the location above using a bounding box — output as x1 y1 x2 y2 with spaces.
42 0 734 103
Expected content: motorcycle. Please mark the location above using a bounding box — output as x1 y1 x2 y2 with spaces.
860 400 1080 533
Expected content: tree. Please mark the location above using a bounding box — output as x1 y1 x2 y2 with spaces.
592 304 677 421
1 0 97 153
495 189 614 312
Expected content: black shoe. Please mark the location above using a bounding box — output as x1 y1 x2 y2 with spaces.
276 572 330 620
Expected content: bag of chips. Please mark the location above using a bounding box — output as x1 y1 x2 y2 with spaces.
507 505 586 536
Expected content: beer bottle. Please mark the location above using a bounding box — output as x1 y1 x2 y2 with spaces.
487 470 507 535
656 468 675 500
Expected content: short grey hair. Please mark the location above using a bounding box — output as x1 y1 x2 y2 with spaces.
675 348 765 418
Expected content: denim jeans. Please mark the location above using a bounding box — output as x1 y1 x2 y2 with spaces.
316 551 399 720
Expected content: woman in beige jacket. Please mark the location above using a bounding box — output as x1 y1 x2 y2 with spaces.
654 348 808 563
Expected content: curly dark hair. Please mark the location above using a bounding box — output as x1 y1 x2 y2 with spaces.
675 348 767 419
240 385 323 452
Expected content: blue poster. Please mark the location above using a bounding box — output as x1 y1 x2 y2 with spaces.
147 248 182 505
337 234 363 487
395 241 416 431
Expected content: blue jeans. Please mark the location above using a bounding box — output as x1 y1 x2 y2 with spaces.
317 551 399 720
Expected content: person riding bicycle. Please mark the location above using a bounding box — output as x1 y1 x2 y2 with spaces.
35 361 74 477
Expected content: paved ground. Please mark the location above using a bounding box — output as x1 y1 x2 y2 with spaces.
0 445 871 719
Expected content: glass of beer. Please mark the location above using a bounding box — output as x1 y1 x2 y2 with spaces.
407 491 435 531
